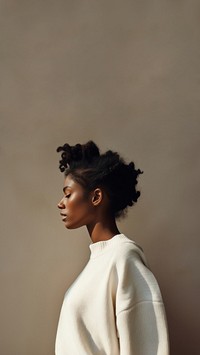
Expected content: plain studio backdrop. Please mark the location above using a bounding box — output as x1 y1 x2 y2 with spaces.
0 1 200 354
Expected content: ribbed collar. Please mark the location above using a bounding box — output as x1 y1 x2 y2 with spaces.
89 233 131 258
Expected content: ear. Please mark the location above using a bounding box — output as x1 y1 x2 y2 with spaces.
91 188 103 206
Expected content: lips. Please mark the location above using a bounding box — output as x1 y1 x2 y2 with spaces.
60 213 67 221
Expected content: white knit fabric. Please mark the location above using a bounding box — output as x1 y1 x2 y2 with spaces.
55 234 169 355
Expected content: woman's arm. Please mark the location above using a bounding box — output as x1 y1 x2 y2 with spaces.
115 247 170 355
116 300 169 355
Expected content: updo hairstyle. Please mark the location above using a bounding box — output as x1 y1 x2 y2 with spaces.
56 141 143 218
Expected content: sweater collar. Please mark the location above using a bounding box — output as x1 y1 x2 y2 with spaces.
89 233 129 258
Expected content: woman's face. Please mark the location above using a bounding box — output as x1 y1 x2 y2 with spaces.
57 174 94 229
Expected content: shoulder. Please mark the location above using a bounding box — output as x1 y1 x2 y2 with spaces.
112 235 163 302
111 234 148 268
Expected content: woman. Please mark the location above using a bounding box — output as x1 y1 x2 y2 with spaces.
55 141 169 355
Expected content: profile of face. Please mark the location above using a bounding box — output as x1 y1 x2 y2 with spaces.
57 174 98 229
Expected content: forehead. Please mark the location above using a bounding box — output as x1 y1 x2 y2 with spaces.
63 174 83 192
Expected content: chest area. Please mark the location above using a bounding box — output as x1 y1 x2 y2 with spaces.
63 259 117 315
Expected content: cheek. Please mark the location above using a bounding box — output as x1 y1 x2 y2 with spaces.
67 195 91 215
64 199 93 229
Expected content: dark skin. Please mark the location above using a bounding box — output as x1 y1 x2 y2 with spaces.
57 174 120 243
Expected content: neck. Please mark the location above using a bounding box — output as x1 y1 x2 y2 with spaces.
87 217 120 243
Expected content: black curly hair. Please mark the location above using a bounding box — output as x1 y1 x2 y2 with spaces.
56 141 143 219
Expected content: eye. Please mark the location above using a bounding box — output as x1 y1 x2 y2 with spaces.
65 194 71 199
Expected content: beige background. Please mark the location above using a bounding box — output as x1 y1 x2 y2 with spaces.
1 1 200 354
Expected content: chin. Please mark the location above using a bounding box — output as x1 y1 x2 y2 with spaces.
64 222 82 230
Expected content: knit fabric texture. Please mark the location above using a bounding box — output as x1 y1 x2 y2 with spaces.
55 234 169 355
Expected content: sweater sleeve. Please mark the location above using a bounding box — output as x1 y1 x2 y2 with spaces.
115 248 169 355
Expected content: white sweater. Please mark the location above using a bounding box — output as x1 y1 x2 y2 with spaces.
55 234 169 355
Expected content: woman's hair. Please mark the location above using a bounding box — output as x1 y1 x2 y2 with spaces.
56 141 143 218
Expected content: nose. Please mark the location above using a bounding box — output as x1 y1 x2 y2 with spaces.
57 197 65 209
